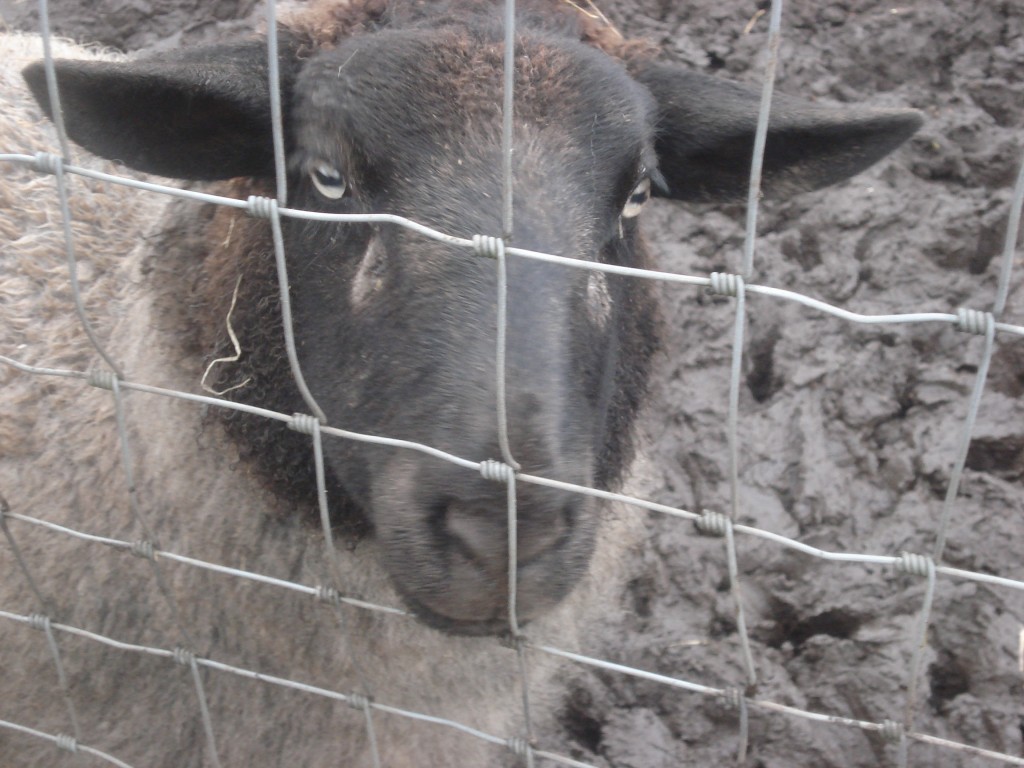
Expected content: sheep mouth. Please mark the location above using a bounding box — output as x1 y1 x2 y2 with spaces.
374 501 597 636
400 594 519 637
389 548 583 637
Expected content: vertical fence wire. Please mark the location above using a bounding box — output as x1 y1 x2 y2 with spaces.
30 614 81 743
32 3 222 762
178 650 223 768
0 497 52 614
741 0 784 278
266 0 289 208
501 0 516 241
35 0 70 162
896 553 938 768
488 236 521 471
352 694 382 768
93 372 197 649
288 413 383 768
993 150 1024 318
261 0 328 423
931 312 997 562
251 196 328 422
264 0 379 755
1 500 83 750
499 4 536 762
504 467 536 760
38 153 124 377
36 0 122 376
105 369 224 764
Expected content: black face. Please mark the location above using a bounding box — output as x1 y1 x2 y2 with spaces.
284 25 658 633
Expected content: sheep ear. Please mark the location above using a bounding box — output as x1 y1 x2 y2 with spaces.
22 38 297 180
634 63 922 202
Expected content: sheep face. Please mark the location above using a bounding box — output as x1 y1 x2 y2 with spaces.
284 28 658 632
22 3 921 635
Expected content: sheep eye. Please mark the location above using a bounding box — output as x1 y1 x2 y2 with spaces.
310 162 347 200
621 177 650 219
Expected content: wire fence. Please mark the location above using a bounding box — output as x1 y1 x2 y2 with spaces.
1 0 1023 766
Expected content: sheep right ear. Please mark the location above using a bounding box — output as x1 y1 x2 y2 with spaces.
634 62 923 202
22 38 298 180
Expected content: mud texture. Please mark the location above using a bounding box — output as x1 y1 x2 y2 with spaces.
586 3 1024 767
0 0 262 50
2 1 1021 766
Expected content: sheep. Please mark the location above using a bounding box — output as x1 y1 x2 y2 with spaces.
0 1 921 765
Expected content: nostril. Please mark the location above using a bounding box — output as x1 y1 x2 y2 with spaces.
442 500 508 568
436 496 581 570
374 463 597 631
562 498 580 529
516 502 577 566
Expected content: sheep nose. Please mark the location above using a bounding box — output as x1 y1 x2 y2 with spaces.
371 454 598 634
442 491 575 578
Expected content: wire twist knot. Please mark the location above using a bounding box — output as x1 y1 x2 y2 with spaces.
173 647 196 667
247 195 279 219
472 234 505 260
499 630 528 652
33 151 63 176
347 692 372 711
720 687 744 709
87 368 118 391
709 272 744 297
129 539 156 561
55 733 78 753
894 551 933 577
506 736 532 758
955 307 992 336
28 613 51 632
315 585 343 605
695 509 730 537
480 459 515 483
880 719 904 743
288 413 321 435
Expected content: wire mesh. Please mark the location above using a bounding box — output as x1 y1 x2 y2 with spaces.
1 1 1022 767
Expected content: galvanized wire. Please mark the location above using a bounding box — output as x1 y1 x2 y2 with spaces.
4 359 1024 599
895 553 938 748
8 599 1024 768
932 312 996 562
250 196 328 423
498 5 535 759
6 152 1023 337
266 0 289 208
0 718 137 768
33 154 124 378
994 149 1024 318
28 614 81 742
14 10 220 748
741 0 784 278
502 0 516 241
35 0 71 163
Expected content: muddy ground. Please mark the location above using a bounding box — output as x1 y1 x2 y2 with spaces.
2 1 1021 766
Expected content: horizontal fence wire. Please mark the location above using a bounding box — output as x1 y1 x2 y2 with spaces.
2 1 1023 766
2 153 1021 339
3 383 1023 601
2 344 1023 766
2 164 1023 768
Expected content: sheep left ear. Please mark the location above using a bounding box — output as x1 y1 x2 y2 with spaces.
633 62 923 202
22 38 297 180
